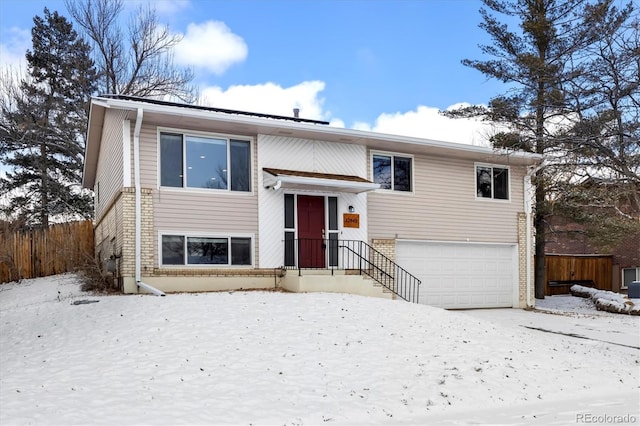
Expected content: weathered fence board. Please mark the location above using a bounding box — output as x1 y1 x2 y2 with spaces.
0 220 94 283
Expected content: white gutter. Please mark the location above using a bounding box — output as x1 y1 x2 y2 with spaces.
524 166 535 307
133 107 165 297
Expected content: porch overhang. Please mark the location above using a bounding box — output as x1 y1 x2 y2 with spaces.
263 168 380 193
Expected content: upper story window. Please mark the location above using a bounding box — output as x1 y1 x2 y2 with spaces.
160 131 251 191
476 164 509 200
372 152 412 192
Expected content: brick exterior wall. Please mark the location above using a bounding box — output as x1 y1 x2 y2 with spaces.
94 190 128 289
371 239 396 261
517 212 534 307
140 188 154 275
93 187 153 284
546 216 640 269
120 188 135 278
117 187 154 278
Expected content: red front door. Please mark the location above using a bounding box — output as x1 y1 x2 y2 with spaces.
297 195 325 268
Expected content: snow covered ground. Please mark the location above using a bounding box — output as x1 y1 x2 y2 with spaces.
1 274 638 425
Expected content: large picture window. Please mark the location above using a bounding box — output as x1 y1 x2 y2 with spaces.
476 165 509 200
161 234 252 266
372 153 412 192
160 132 251 191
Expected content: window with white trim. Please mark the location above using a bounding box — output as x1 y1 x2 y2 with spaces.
372 152 412 191
161 234 252 266
160 132 251 191
622 267 639 288
476 164 509 200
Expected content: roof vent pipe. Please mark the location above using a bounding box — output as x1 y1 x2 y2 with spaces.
293 108 300 118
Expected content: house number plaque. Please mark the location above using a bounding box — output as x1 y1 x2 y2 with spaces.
343 213 360 228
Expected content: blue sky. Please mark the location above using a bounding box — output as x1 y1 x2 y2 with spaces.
0 0 508 144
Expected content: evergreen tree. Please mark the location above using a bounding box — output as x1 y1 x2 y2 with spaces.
0 8 96 227
448 0 635 298
553 3 640 248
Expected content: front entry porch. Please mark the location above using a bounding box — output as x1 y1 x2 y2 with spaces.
280 269 394 300
283 238 421 303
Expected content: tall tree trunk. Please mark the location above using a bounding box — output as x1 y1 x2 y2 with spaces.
534 178 546 299
534 72 546 299
40 138 48 228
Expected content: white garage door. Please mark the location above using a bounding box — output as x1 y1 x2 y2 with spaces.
396 241 516 309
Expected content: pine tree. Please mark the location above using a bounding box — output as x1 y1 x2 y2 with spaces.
553 3 640 247
0 8 96 227
448 0 634 298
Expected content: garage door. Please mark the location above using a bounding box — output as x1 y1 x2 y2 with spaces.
396 241 516 309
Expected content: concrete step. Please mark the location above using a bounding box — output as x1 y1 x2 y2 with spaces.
281 272 394 300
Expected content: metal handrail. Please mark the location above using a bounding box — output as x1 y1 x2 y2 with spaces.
283 238 420 303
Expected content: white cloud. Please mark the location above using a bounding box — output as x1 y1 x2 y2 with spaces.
200 80 328 120
174 21 247 75
357 104 496 146
154 0 191 15
199 78 494 146
0 27 30 71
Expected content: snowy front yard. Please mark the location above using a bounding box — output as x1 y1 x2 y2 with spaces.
1 274 638 425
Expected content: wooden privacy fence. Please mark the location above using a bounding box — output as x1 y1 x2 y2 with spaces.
544 254 613 296
0 220 94 283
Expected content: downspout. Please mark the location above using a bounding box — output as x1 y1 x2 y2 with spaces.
133 107 165 296
524 166 535 308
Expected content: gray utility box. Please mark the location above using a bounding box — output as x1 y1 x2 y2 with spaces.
629 281 640 298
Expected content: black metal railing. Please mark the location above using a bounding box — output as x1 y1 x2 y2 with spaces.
283 238 420 303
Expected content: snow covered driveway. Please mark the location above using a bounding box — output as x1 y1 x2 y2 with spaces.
1 274 638 425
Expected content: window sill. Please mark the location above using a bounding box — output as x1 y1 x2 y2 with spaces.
474 196 511 203
159 186 254 195
158 264 254 269
373 189 415 195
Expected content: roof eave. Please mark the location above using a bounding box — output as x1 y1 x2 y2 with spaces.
82 101 107 189
88 96 543 171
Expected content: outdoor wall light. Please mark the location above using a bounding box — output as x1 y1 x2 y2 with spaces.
348 205 355 213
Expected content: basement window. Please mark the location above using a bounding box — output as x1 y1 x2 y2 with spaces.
161 234 252 266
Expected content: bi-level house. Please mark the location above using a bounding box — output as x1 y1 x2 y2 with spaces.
82 95 541 309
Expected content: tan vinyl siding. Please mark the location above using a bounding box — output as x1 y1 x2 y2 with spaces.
94 109 129 221
368 151 526 243
135 120 259 267
138 123 158 188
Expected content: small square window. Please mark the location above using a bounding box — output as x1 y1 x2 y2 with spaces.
373 153 412 192
476 165 509 200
